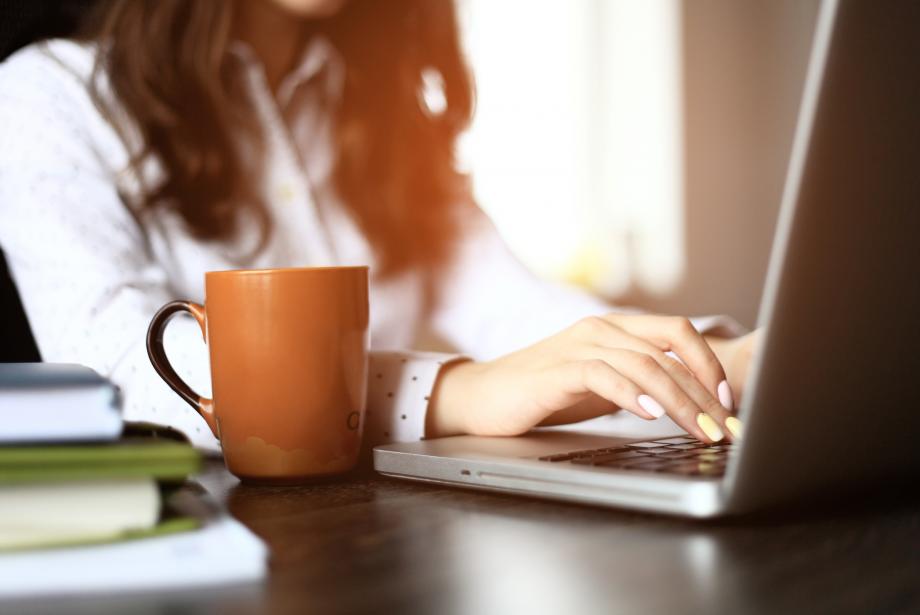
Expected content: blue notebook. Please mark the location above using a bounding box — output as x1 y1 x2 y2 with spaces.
0 363 122 443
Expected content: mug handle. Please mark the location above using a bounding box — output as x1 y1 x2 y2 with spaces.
145 301 218 438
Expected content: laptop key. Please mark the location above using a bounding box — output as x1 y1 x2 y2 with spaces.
595 447 630 454
571 450 651 465
659 451 698 460
538 453 577 462
609 450 654 459
652 437 696 445
638 447 674 455
626 441 665 448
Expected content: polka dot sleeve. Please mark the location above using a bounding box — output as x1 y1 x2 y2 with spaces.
363 351 467 446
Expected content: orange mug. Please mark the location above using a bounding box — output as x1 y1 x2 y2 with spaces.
146 267 369 483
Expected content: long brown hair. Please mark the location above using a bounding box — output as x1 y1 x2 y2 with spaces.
78 0 474 276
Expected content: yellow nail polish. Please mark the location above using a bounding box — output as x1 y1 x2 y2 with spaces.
725 416 743 439
696 414 724 441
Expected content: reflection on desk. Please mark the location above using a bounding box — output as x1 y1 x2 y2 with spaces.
7 458 920 614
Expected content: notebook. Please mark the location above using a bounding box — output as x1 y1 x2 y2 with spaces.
0 516 267 597
0 439 201 483
0 363 122 443
0 478 160 550
0 439 202 550
0 479 268 597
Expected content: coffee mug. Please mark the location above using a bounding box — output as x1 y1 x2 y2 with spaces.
146 266 369 483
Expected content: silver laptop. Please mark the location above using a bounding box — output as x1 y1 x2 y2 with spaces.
374 0 920 517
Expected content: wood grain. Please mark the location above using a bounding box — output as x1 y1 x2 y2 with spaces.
9 458 920 614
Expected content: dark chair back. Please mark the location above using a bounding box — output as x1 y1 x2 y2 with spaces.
0 0 95 60
0 251 40 362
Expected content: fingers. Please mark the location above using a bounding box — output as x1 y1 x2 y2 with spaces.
586 347 725 443
565 315 741 441
569 316 736 441
602 314 731 408
651 351 736 441
591 333 738 442
556 360 664 422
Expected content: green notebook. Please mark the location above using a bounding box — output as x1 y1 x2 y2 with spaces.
0 439 202 484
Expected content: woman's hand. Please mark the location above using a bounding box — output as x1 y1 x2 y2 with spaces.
426 314 745 443
705 328 763 410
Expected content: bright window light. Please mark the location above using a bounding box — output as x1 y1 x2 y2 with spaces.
459 0 685 296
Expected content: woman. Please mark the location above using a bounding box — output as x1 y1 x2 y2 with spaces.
0 0 757 452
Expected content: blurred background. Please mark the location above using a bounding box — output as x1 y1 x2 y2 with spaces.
0 0 824 361
458 0 821 329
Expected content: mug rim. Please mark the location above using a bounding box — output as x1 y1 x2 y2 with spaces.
206 265 369 278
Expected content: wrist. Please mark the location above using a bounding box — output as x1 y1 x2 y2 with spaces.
705 333 749 396
425 358 481 438
704 334 737 368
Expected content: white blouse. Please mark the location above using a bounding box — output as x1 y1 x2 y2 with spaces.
0 39 738 453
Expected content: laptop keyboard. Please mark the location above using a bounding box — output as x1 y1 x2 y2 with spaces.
537 435 733 477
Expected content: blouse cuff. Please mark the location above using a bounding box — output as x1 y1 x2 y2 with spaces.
364 350 467 447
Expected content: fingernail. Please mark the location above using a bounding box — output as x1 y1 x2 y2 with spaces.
696 413 724 441
637 394 665 418
718 380 733 410
725 416 743 439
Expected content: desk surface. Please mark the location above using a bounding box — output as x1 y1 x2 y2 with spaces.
17 459 920 614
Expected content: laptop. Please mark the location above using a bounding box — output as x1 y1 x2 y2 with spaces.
374 0 920 517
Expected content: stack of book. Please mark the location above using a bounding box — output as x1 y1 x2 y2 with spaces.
0 363 267 598
0 437 201 551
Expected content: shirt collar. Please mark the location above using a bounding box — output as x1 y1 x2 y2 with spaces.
228 35 345 108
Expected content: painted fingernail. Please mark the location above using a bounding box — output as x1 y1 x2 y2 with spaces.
718 380 734 410
637 394 665 418
725 416 743 439
696 413 725 441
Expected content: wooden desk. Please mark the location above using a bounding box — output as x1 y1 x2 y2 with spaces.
16 459 920 614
